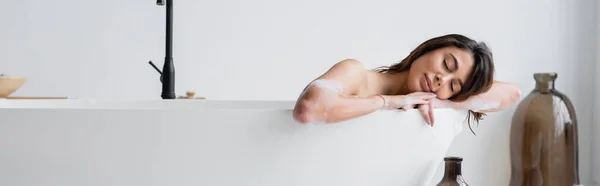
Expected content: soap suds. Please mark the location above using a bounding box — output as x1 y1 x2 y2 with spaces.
298 79 344 124
307 79 344 94
431 97 500 112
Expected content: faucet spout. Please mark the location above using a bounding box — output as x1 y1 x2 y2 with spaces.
148 0 175 99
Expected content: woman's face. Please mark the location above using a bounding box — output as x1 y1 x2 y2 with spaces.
407 46 475 99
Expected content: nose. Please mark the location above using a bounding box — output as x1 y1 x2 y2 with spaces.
434 73 452 90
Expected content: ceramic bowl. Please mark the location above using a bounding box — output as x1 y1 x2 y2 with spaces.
0 76 27 98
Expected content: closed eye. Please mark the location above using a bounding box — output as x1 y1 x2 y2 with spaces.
444 60 453 73
443 60 455 92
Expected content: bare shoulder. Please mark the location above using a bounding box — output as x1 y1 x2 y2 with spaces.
361 69 388 96
314 59 369 95
323 59 366 75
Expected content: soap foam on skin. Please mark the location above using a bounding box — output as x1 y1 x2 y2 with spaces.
299 79 503 125
299 79 398 125
431 97 500 112
308 79 344 94
298 79 345 125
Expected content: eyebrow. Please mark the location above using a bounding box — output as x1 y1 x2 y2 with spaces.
449 53 464 86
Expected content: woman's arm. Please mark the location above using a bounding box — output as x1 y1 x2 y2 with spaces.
294 91 388 124
293 59 386 124
435 80 522 112
477 80 522 112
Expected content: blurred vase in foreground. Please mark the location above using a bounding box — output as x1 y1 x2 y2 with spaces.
509 72 580 186
436 157 469 186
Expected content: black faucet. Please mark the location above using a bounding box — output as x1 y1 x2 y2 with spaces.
148 0 176 99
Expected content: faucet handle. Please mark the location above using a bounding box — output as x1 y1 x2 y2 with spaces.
148 61 163 83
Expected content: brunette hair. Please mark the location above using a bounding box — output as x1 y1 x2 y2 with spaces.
374 34 495 135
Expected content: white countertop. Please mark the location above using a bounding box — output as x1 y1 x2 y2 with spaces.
0 99 296 110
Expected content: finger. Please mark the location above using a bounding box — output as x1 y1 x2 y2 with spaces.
425 93 438 98
418 105 431 126
416 94 437 100
413 92 436 95
406 99 428 105
428 101 435 126
419 106 431 126
420 92 437 96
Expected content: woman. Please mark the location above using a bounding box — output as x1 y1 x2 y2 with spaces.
292 34 521 132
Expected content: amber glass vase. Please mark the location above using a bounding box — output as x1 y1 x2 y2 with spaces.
509 73 580 186
436 157 469 186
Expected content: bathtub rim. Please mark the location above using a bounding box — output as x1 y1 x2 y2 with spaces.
0 99 470 114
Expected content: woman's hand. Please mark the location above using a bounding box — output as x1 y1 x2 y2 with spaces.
380 92 437 126
415 98 457 126
416 101 435 126
381 92 437 110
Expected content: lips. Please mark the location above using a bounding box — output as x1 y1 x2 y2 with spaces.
422 74 432 92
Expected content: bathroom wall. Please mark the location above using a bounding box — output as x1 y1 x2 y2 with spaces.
594 1 600 185
1 0 597 185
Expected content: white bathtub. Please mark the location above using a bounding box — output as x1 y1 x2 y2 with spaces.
0 99 469 186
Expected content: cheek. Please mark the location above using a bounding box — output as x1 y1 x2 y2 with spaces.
415 62 429 71
406 74 420 91
410 58 433 72
416 60 442 74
